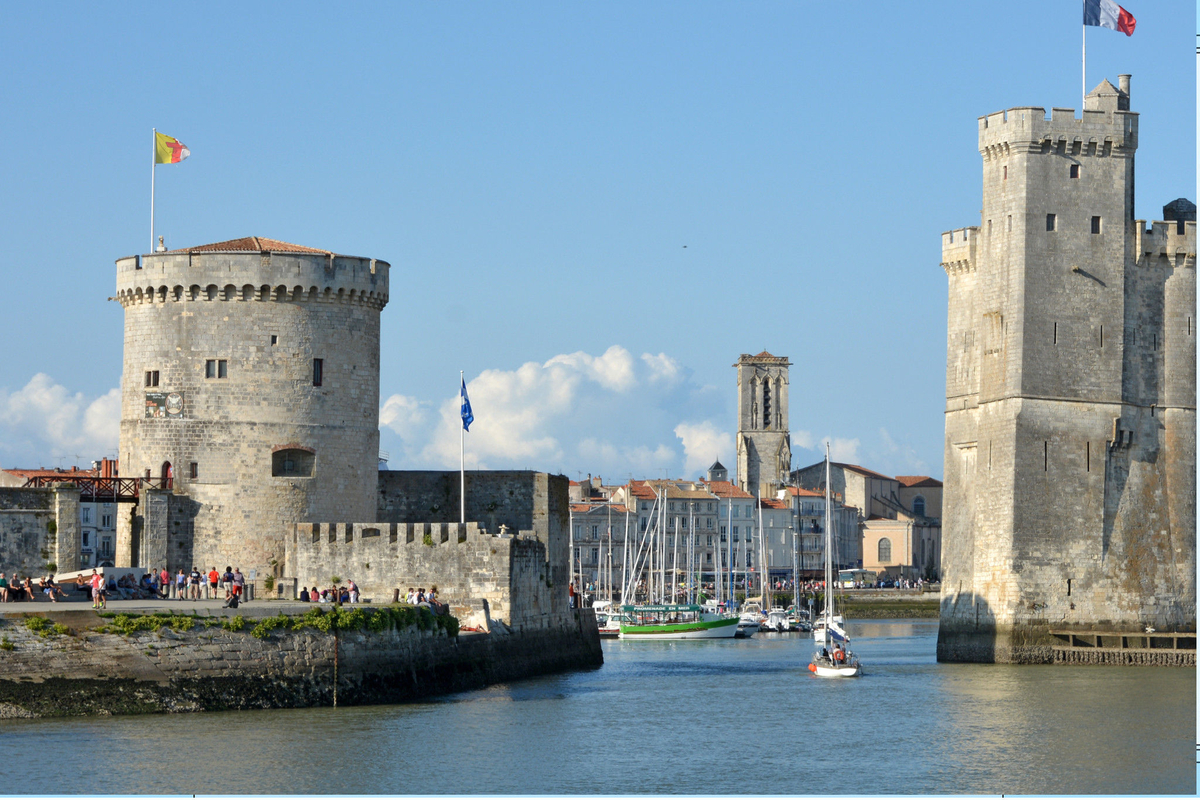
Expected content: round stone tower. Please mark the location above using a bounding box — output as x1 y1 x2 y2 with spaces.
113 237 389 579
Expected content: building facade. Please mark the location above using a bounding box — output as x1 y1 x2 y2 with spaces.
938 76 1196 663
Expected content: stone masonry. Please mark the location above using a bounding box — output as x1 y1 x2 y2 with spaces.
735 352 792 498
113 237 389 580
0 486 80 576
0 605 602 717
938 75 1196 663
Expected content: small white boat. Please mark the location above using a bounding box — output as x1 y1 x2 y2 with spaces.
810 646 863 677
811 613 846 643
763 607 791 632
736 600 763 638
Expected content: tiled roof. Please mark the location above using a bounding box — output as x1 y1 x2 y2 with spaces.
896 475 943 488
759 498 789 510
785 486 824 497
702 480 754 499
570 502 631 515
754 350 776 358
836 463 894 481
165 237 334 255
2 467 98 479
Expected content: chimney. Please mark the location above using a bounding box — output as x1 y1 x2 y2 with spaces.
1117 74 1131 110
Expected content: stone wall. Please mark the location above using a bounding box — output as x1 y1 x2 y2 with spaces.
0 605 602 718
377 471 570 619
0 486 80 576
285 522 559 630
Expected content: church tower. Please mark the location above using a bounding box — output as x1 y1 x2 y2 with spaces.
735 352 791 497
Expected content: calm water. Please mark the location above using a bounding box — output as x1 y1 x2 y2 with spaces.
0 620 1193 795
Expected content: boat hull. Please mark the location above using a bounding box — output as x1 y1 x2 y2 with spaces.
810 661 862 678
619 617 740 640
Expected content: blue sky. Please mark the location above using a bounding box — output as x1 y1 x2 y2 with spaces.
0 2 1193 482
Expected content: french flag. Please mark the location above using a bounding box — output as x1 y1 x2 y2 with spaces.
1084 0 1136 36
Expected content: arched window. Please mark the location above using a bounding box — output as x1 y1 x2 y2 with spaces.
161 461 173 490
912 496 926 516
878 537 892 562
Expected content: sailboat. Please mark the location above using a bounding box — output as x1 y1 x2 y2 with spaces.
809 443 862 678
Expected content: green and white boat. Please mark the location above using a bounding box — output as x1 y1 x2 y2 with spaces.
618 604 739 640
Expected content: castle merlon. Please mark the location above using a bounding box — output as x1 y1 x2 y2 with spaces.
977 103 1137 155
114 250 389 311
1135 220 1198 262
941 227 979 274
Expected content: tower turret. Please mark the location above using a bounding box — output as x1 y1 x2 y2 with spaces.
114 236 389 577
734 351 791 497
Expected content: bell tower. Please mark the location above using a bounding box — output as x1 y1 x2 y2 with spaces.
735 351 791 497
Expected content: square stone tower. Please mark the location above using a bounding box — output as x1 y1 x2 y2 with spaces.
735 351 791 498
938 76 1196 663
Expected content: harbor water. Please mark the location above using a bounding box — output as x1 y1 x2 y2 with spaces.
0 620 1192 794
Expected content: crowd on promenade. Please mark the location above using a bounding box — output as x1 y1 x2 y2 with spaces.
0 566 251 609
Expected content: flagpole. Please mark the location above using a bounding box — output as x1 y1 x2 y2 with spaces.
151 128 156 253
460 370 465 526
1082 24 1086 110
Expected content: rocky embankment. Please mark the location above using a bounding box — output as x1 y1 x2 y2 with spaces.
0 604 601 718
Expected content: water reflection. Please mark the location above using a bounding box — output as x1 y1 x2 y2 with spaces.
0 620 1191 795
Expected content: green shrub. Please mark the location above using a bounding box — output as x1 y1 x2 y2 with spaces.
250 614 291 640
0 636 12 651
23 616 70 638
221 615 245 632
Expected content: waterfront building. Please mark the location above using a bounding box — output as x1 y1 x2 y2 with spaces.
791 460 938 580
938 75 1196 663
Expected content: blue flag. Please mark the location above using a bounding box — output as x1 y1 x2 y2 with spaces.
460 377 474 431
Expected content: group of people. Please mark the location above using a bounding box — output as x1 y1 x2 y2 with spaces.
0 572 66 603
138 566 248 602
299 580 359 604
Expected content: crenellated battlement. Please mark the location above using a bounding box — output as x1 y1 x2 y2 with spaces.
941 227 979 275
978 102 1136 159
114 250 389 311
1135 220 1197 267
286 519 558 630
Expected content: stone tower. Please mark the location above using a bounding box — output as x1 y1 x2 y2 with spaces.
735 351 791 497
938 76 1196 663
114 237 389 578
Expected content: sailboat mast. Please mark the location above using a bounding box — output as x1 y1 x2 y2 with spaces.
824 443 833 632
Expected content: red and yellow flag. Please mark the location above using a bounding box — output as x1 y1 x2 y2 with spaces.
154 131 190 164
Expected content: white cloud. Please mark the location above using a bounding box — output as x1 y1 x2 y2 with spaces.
379 346 730 478
544 345 636 393
0 374 119 467
792 429 815 449
641 352 682 384
674 420 734 478
821 435 861 463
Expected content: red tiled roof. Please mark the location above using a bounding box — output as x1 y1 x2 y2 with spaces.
165 237 333 255
572 501 633 515
754 350 776 358
785 486 823 497
896 475 943 488
703 480 754 499
2 467 98 479
759 498 789 510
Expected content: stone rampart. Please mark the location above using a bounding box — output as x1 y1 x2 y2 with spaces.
0 605 601 718
0 486 80 576
285 522 559 630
